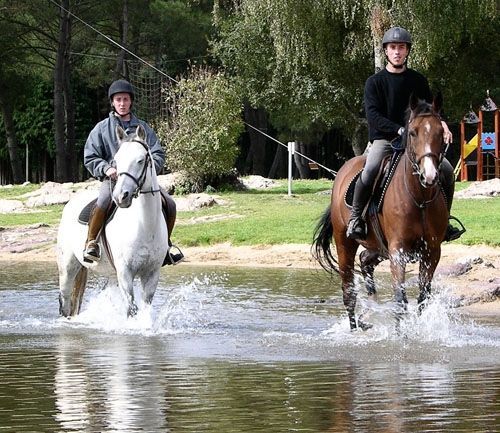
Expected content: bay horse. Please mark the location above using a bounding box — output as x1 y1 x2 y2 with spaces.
57 125 168 317
313 94 449 330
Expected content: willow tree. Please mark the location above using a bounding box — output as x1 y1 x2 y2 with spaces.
213 0 498 157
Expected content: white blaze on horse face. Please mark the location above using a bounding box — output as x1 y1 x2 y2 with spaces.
421 120 438 185
112 142 143 208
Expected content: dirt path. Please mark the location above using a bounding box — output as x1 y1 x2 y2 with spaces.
1 224 499 315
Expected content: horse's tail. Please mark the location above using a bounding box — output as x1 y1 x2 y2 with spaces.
312 204 339 275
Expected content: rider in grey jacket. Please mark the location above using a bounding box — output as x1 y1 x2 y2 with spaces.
84 112 165 181
83 79 183 266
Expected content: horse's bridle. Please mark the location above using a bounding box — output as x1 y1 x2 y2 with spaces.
405 113 449 182
115 138 160 198
404 112 449 208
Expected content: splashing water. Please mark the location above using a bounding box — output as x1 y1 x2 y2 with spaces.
1 263 498 362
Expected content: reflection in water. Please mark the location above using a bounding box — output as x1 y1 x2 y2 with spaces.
54 334 168 432
54 338 90 431
0 262 499 432
1 336 499 432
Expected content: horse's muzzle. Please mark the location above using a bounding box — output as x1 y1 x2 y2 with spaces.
419 172 439 188
419 156 439 188
113 191 133 208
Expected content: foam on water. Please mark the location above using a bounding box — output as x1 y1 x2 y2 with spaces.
59 274 224 336
318 285 500 349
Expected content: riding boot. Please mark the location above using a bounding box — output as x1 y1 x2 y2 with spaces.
346 177 371 240
440 167 465 242
83 206 107 263
161 194 184 266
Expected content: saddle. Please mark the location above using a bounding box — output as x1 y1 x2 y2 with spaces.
344 150 403 211
344 151 404 259
78 194 169 229
78 199 116 225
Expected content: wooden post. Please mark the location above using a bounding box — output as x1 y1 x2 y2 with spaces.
460 121 467 181
287 141 295 196
25 142 29 183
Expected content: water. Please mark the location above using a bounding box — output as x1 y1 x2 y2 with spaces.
0 261 499 432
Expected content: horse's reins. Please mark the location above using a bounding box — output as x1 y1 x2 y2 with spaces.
401 111 451 246
115 138 160 198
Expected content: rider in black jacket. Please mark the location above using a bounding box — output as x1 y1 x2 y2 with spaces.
346 27 463 242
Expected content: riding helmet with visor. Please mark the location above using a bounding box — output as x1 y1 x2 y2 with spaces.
382 27 412 48
108 79 135 102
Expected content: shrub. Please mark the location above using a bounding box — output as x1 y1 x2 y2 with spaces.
156 67 244 192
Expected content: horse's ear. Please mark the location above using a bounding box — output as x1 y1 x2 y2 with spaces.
432 91 443 114
136 124 147 141
409 92 419 111
116 125 127 142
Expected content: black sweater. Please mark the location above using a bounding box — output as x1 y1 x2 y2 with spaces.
364 68 432 141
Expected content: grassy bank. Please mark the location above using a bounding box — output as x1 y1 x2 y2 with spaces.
1 179 499 247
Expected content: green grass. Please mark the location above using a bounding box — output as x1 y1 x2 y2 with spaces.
0 205 64 227
0 184 64 227
176 189 331 246
1 179 499 247
451 198 500 246
0 184 40 199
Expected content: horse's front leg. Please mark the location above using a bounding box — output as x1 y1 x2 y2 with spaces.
140 270 161 305
417 246 441 314
359 249 382 300
389 251 408 322
116 269 138 317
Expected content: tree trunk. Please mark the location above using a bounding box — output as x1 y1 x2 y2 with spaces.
64 76 77 181
349 4 388 157
351 118 369 156
243 105 267 175
63 12 77 181
268 145 287 179
114 0 129 79
370 5 390 73
293 141 311 179
0 89 23 184
54 0 71 183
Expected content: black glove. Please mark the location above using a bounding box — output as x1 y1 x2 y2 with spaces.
391 135 404 150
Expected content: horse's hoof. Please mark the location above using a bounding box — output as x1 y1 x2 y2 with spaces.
128 304 138 317
358 320 373 331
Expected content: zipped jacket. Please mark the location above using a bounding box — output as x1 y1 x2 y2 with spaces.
84 112 165 180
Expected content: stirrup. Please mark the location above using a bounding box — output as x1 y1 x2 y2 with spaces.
83 241 100 263
444 216 466 242
162 244 185 266
346 217 367 240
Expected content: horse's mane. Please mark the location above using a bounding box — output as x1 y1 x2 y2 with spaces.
404 98 434 125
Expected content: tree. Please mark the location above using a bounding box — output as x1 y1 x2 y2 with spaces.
156 67 243 191
0 0 215 183
212 0 498 160
0 9 29 184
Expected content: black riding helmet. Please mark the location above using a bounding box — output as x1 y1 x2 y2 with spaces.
108 79 135 102
382 27 412 49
